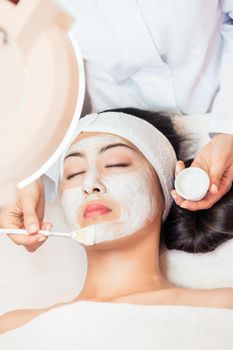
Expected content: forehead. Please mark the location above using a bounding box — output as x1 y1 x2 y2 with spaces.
68 132 135 152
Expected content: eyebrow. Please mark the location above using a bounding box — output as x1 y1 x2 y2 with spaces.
64 151 84 161
99 143 136 154
64 142 136 161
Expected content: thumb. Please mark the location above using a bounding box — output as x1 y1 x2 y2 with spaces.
19 193 40 234
191 158 222 193
175 160 185 176
208 164 225 193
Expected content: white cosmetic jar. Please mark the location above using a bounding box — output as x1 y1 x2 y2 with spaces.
174 167 210 201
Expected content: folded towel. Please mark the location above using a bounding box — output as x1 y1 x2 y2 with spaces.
160 239 233 289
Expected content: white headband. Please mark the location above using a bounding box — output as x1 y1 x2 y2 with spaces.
61 112 177 220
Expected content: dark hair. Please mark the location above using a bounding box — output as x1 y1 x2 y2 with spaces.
99 107 233 253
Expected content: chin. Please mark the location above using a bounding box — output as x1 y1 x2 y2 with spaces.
84 230 143 251
84 237 127 251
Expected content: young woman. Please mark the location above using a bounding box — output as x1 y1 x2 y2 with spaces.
0 108 233 335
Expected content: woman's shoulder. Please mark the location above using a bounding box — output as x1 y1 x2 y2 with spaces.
0 307 49 335
110 287 233 309
175 287 233 309
0 309 37 334
0 300 70 335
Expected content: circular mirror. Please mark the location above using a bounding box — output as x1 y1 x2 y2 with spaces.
0 0 85 205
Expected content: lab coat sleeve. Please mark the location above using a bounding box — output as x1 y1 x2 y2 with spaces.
209 0 233 136
42 159 61 203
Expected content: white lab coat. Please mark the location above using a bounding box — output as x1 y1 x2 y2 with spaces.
57 0 233 133
46 0 233 200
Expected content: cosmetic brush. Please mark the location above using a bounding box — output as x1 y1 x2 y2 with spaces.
0 226 97 245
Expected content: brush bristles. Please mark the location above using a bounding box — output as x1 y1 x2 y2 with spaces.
72 225 96 245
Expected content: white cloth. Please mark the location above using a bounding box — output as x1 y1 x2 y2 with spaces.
1 301 233 350
160 239 233 289
44 0 233 201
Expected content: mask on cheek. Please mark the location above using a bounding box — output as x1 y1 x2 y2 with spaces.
61 166 159 245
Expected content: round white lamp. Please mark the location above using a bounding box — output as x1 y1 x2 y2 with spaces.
0 0 85 205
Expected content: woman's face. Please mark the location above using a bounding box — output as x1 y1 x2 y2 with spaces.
60 132 164 245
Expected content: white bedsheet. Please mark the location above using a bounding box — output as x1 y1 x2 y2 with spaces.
1 301 233 350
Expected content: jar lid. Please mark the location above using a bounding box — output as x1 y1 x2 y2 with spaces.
174 167 210 201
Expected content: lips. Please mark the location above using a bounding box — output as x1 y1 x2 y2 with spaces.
84 203 112 219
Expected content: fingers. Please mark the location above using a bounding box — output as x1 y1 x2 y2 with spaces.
25 222 51 252
171 160 186 206
171 158 233 210
19 182 44 233
36 189 45 223
7 221 52 252
1 179 50 252
208 163 225 194
171 171 232 211
171 191 221 211
192 154 230 195
0 204 24 229
171 190 185 207
175 160 185 176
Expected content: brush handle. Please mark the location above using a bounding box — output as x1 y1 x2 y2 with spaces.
0 228 71 238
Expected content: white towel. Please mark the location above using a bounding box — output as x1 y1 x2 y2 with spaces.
1 301 233 350
160 239 233 289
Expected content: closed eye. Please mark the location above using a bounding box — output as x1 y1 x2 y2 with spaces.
105 163 130 168
66 164 130 179
66 171 86 180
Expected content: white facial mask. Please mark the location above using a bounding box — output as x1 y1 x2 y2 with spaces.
61 135 159 245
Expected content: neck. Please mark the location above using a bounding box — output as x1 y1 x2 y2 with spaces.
78 220 171 301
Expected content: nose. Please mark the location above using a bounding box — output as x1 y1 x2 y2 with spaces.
83 170 106 196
